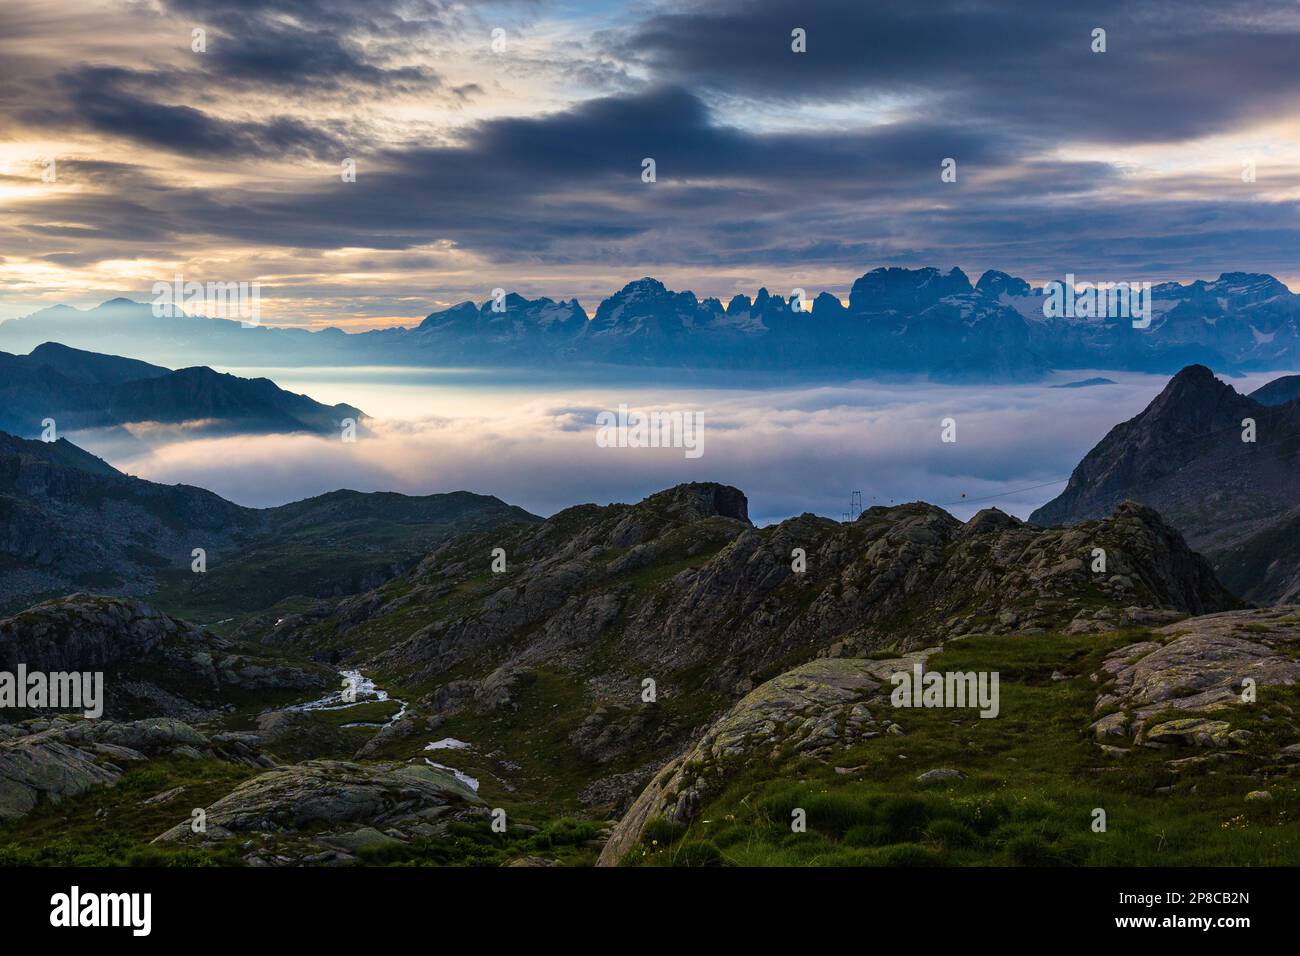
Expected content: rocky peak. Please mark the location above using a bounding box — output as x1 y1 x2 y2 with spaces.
640 482 750 524
725 293 752 315
812 292 846 316
616 277 668 299
848 266 973 313
590 278 705 330
975 270 1032 298
1205 272 1291 304
416 301 478 331
962 507 1023 535
1143 364 1255 433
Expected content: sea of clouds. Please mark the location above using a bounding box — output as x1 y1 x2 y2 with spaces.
69 367 1290 526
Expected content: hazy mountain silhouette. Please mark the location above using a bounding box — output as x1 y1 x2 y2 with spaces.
4 268 1297 380
0 343 364 439
0 429 540 615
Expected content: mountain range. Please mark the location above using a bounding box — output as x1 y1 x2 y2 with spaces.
0 342 363 439
1031 365 1300 603
3 268 1298 380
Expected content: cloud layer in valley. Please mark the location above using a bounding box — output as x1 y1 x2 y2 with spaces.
70 371 1242 525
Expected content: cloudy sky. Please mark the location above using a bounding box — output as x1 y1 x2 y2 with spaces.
2 0 1299 329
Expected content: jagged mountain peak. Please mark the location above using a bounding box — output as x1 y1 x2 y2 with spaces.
1143 364 1254 428
619 277 668 296
848 266 973 312
725 293 751 314
975 270 1032 298
1030 364 1300 604
1207 272 1291 300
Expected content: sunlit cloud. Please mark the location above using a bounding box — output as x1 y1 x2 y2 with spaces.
72 371 1212 524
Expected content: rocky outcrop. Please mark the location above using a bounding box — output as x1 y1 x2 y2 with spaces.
0 594 332 719
0 717 270 821
1090 606 1300 750
152 759 485 864
597 650 933 866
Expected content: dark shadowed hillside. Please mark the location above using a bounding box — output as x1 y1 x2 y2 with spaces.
0 342 363 438
0 430 540 617
1031 365 1300 604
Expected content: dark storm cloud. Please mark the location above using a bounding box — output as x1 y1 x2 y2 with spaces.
175 86 1052 254
6 0 1300 299
156 0 469 91
24 82 1294 282
619 0 1300 144
8 0 457 154
24 67 348 159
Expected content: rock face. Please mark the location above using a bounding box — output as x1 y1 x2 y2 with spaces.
0 594 332 719
1031 365 1300 604
1090 606 1300 749
152 760 485 863
0 717 269 821
597 650 934 866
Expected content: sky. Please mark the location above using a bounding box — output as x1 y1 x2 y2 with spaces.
2 0 1300 329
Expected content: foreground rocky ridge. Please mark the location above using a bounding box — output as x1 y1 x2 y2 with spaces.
260 481 1235 829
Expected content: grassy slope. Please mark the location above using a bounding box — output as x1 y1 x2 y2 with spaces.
0 751 604 867
626 629 1300 867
